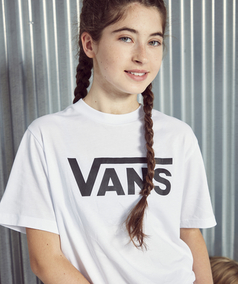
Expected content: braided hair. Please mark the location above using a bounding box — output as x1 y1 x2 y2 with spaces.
125 83 155 248
74 0 167 248
73 47 92 103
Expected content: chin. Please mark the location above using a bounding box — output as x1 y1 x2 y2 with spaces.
125 84 150 95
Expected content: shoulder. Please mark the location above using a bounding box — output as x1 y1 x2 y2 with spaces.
24 103 81 147
152 109 195 137
28 103 78 133
151 109 199 156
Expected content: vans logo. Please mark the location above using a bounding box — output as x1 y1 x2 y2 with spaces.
68 157 173 197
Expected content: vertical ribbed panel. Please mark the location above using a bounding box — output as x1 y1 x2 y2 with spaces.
155 0 237 261
0 0 237 283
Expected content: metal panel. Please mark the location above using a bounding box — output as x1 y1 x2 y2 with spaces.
0 0 237 283
155 0 237 260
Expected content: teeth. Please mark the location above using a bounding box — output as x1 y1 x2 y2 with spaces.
128 72 146 76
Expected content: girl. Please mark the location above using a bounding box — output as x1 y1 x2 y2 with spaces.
0 0 216 283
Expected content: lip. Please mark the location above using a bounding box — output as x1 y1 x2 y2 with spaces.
125 70 149 82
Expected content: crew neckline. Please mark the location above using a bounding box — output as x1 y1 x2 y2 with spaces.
75 99 144 125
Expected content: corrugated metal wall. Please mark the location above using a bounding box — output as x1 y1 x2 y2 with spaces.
154 0 238 262
0 0 237 283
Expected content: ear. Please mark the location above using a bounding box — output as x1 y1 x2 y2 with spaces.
81 32 96 58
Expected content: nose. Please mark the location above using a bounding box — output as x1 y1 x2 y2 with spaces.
132 43 148 64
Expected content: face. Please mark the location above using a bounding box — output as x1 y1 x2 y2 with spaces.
86 3 164 99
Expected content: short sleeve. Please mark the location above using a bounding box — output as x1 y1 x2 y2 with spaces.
180 137 216 229
0 129 59 234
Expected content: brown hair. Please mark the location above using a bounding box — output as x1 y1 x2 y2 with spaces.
74 0 167 248
210 256 238 284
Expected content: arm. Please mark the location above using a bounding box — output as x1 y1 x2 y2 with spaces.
180 228 213 284
26 228 91 284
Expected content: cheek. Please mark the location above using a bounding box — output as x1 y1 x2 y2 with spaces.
103 54 121 73
100 47 112 63
152 54 163 70
97 43 127 75
106 44 126 62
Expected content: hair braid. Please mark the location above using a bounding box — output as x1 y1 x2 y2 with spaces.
73 45 93 104
142 83 155 196
125 83 155 248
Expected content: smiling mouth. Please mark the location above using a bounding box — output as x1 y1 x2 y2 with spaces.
125 71 147 77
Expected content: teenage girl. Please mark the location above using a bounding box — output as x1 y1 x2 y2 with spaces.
0 0 216 283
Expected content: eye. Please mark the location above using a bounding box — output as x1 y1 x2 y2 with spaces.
149 40 161 46
119 37 132 43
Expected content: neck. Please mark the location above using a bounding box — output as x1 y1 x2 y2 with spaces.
84 84 140 115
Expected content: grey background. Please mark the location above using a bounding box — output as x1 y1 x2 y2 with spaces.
0 0 237 283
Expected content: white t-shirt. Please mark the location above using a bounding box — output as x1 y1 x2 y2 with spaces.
0 99 216 284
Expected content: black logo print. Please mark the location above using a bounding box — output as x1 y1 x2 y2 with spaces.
68 157 173 196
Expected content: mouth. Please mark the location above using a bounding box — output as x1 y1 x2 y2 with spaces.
125 71 147 77
125 70 149 81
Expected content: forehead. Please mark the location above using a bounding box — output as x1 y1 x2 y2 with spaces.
106 3 163 34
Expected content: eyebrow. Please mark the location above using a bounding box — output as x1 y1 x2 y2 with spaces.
112 27 163 38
